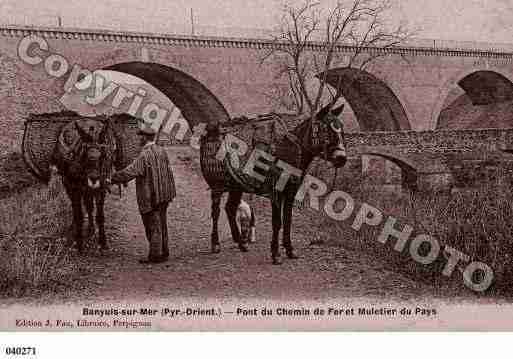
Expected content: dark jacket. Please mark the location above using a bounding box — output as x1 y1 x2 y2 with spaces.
112 143 176 214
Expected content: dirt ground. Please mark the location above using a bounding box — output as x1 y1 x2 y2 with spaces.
1 146 492 306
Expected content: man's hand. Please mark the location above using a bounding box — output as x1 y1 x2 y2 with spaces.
103 177 123 198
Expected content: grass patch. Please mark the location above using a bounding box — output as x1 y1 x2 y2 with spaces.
0 151 39 199
0 175 76 297
306 181 513 296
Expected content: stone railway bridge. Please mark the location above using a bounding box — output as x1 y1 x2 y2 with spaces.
2 25 513 191
346 128 513 191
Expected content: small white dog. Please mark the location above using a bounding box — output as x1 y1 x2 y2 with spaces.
236 199 256 243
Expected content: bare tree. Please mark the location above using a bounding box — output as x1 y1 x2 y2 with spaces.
263 0 413 116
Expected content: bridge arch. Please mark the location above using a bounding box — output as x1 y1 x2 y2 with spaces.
360 151 418 190
432 67 513 129
320 67 411 131
103 62 230 128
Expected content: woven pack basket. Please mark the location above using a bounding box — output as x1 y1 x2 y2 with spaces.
200 113 305 199
23 112 141 181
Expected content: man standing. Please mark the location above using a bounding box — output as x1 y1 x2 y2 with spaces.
111 124 176 264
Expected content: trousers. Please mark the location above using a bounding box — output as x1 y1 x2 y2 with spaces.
141 202 170 260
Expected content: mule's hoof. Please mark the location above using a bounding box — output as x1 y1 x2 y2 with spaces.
272 257 282 265
238 244 249 253
212 245 221 254
139 256 167 264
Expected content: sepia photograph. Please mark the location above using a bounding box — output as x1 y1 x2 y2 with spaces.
1 0 513 334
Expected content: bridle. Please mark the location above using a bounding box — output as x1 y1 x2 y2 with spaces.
307 115 346 192
78 121 116 190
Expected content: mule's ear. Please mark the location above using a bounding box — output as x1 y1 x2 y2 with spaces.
331 104 344 117
316 103 331 120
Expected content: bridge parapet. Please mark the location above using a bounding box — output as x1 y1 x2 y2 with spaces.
1 25 513 59
346 128 513 155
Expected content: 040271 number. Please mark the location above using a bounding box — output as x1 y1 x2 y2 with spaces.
4 347 36 356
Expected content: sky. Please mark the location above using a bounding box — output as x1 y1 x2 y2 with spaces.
0 0 512 44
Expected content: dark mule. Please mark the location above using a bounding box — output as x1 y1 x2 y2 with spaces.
200 104 347 264
52 118 120 252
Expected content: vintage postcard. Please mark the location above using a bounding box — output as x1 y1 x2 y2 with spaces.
1 0 513 332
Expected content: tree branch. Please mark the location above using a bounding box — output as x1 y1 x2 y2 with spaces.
260 0 413 116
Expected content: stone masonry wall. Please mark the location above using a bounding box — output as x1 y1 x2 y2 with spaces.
2 25 513 192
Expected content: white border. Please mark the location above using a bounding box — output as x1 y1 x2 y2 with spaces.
0 333 509 359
